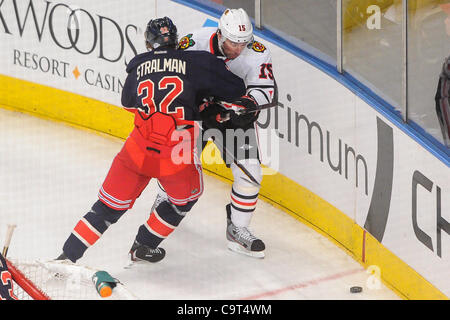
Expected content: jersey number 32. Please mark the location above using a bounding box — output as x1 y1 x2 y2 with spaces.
137 76 185 119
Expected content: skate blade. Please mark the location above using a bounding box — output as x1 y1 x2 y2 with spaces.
124 258 161 269
227 241 265 259
124 254 147 269
124 259 147 269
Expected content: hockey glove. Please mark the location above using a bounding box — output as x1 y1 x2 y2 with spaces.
199 102 231 129
229 96 259 128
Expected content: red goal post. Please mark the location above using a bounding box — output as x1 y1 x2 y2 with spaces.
6 258 50 300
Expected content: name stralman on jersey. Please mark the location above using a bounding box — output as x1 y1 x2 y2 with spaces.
137 58 187 79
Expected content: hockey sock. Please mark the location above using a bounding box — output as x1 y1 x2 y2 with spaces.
135 200 190 249
228 159 262 227
62 200 126 262
230 186 258 227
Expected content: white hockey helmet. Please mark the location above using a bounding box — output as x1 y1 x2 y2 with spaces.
218 8 253 44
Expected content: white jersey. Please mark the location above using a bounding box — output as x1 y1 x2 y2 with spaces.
178 27 275 106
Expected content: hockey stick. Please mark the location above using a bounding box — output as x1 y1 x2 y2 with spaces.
218 100 276 115
217 80 279 115
2 224 17 257
198 123 261 187
212 137 261 187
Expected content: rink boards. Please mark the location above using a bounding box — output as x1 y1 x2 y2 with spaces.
0 0 448 299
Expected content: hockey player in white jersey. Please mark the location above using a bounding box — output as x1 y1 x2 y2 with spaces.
176 8 277 258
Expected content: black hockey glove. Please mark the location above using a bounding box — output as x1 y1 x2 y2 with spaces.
199 102 231 129
229 96 259 128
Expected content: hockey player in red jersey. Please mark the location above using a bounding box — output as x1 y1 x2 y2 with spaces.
57 17 246 264
176 8 276 258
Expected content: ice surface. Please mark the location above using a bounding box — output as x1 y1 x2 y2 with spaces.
0 108 399 300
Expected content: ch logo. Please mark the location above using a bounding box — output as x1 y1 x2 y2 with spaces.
412 171 449 258
363 118 449 259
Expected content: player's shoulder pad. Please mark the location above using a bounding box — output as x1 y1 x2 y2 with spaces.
183 50 222 65
242 40 272 66
178 33 196 50
178 27 216 51
249 40 270 54
244 40 272 64
126 51 151 73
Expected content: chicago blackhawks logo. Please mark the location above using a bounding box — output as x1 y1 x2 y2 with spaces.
178 34 195 50
252 41 266 53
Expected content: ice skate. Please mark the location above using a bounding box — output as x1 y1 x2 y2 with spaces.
226 204 265 258
54 252 74 264
55 252 69 261
126 241 165 268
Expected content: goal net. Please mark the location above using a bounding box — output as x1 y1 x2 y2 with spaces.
7 258 137 300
